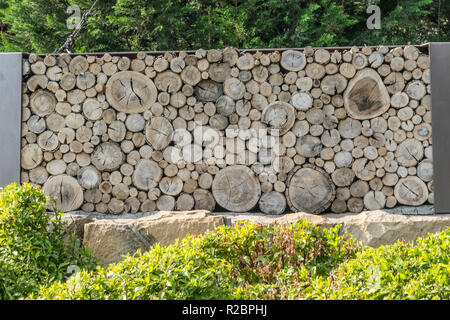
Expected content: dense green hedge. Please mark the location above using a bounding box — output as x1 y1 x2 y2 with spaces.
32 219 449 300
0 183 96 300
33 221 359 300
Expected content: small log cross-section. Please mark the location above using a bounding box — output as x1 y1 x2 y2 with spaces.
261 101 296 135
286 165 335 214
145 117 174 150
281 50 306 71
212 165 261 212
394 176 428 206
344 68 390 120
195 80 223 102
42 175 84 212
259 191 286 215
132 159 162 191
91 142 124 171
106 71 157 113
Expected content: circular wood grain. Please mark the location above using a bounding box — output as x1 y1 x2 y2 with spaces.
394 176 428 206
286 165 335 214
343 68 390 120
42 175 83 212
212 165 261 212
106 71 157 113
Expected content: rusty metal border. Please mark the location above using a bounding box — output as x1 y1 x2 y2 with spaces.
430 43 450 213
0 53 23 188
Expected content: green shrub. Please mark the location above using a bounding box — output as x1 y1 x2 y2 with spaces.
306 229 450 300
0 183 96 299
33 220 359 300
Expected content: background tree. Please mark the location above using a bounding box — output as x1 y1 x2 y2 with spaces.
0 0 448 53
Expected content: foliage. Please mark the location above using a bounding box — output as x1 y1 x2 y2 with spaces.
33 219 450 300
306 228 450 300
0 0 448 53
0 183 96 300
33 220 359 299
33 220 360 300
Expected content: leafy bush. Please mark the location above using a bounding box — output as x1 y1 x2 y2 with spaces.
33 220 359 300
30 215 450 300
0 183 96 299
306 229 450 300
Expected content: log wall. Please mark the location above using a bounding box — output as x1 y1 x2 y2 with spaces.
19 45 433 215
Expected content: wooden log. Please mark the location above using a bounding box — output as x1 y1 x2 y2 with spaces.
394 176 428 206
27 75 48 92
77 165 101 189
145 117 174 150
406 80 426 100
159 176 183 196
131 159 162 191
47 159 67 175
236 53 255 70
30 90 56 117
105 71 157 113
154 70 182 93
352 158 376 181
321 129 341 147
363 190 386 210
331 167 355 186
37 130 59 151
347 197 363 213
181 65 201 86
350 180 369 197
395 138 424 167
280 50 306 71
209 63 231 83
175 193 195 211
216 95 236 116
343 68 390 120
338 118 362 138
417 159 433 182
305 63 325 79
42 175 83 212
384 72 405 94
224 78 245 100
91 142 124 171
352 53 368 69
212 165 261 212
261 101 296 135
29 166 48 184
27 115 46 134
195 80 223 102
69 56 88 75
286 165 335 214
259 191 286 215
320 74 347 95
222 47 238 66
21 144 43 170
291 91 313 111
295 135 322 157
192 189 215 211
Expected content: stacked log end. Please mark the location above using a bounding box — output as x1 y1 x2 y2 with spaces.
20 45 433 215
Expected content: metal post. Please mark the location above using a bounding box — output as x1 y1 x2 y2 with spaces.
430 43 450 213
0 53 22 187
